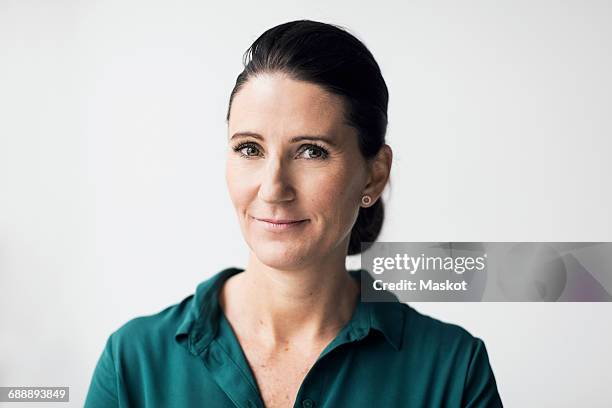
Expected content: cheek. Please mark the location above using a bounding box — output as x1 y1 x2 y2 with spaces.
225 160 255 209
306 169 361 224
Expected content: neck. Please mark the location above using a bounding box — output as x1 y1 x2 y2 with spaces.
220 247 360 349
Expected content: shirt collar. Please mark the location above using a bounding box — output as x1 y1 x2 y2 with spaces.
175 267 405 356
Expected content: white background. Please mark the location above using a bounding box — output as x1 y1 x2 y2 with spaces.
1 0 611 406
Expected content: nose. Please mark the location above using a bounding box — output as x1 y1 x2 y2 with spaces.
258 154 295 204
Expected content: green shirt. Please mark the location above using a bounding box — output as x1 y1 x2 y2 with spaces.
85 267 503 407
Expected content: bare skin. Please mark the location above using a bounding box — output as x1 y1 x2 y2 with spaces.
219 268 360 407
222 72 392 408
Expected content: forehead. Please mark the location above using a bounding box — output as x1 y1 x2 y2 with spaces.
228 73 347 138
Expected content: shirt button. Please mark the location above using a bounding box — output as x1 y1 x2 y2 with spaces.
302 398 314 408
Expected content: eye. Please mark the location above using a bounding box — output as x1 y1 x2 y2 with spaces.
298 144 329 160
233 142 261 158
232 142 329 160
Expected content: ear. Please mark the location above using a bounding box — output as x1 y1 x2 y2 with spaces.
363 144 393 203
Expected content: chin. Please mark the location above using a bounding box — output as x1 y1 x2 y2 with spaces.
250 240 313 270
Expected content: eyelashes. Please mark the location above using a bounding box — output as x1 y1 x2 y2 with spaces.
231 142 330 160
232 142 261 159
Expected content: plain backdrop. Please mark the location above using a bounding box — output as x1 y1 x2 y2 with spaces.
1 0 611 406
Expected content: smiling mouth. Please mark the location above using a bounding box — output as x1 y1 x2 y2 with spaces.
254 217 307 224
250 216 309 231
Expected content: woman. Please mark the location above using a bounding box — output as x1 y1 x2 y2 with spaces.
85 20 503 408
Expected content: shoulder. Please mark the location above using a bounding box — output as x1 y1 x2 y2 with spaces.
105 268 239 357
107 294 195 356
392 303 503 406
396 302 484 357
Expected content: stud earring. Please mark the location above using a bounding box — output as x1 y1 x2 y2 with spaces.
361 194 372 206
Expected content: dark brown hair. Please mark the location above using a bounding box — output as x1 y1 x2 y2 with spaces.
226 19 389 255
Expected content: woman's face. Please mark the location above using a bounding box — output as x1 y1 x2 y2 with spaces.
225 72 372 270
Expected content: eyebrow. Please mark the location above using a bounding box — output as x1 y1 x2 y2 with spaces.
230 131 337 146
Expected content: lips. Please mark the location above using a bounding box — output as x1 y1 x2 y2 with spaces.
250 215 309 232
255 218 306 224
